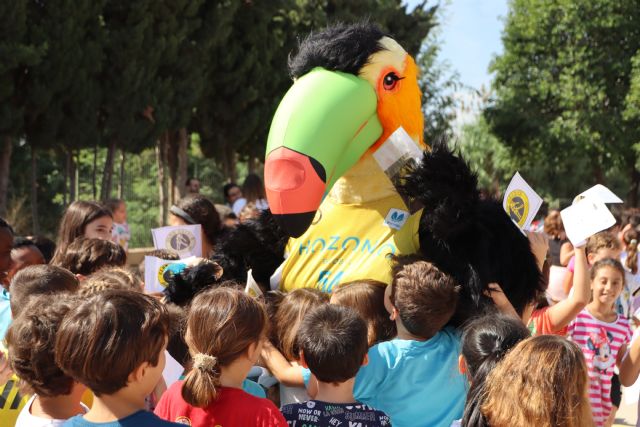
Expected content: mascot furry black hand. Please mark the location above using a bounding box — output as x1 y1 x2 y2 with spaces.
213 22 543 324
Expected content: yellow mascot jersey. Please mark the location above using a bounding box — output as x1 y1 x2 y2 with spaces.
280 194 421 292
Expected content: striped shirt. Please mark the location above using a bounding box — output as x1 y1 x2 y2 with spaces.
568 310 631 426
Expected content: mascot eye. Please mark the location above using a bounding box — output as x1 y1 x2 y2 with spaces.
382 72 402 90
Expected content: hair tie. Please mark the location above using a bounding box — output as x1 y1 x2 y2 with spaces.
193 353 218 373
631 239 638 246
170 205 197 225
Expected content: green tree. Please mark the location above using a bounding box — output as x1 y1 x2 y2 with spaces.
487 0 640 205
0 0 41 217
23 0 105 232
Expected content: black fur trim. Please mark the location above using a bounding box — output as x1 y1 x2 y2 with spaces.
289 22 387 78
401 139 543 323
212 210 287 291
163 261 223 307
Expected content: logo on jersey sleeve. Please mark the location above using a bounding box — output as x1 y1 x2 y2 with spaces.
384 208 409 230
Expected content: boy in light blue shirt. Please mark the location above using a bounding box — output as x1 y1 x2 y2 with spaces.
354 258 467 427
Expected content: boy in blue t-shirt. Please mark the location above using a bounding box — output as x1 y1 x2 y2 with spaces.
57 290 182 427
354 258 467 427
280 304 390 426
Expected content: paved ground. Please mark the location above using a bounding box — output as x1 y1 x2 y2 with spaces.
614 389 637 427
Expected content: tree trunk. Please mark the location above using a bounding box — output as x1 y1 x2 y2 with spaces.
629 163 640 207
68 150 77 202
92 145 98 199
175 128 189 200
221 144 237 182
248 153 256 174
118 149 125 200
167 131 178 205
100 139 117 200
73 151 79 202
30 145 39 234
63 148 69 206
0 137 13 217
156 132 169 226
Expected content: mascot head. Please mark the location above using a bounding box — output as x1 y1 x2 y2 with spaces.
264 23 424 237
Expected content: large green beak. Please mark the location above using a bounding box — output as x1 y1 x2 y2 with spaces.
264 68 382 237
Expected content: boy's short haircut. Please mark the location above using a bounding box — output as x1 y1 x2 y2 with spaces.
10 264 80 316
53 237 126 276
391 257 460 339
297 304 368 384
6 294 78 397
55 289 169 396
586 231 622 256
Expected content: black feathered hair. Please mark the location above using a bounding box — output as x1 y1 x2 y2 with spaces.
289 22 387 78
399 139 543 324
212 210 288 292
163 261 224 307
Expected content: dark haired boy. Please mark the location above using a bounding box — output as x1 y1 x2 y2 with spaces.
7 237 45 283
354 259 467 427
10 264 79 318
280 304 389 426
7 295 87 426
57 290 181 427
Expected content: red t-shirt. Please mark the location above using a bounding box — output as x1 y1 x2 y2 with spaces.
155 381 287 427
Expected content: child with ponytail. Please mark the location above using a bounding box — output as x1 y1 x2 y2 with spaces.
453 312 530 427
154 287 287 426
621 228 640 319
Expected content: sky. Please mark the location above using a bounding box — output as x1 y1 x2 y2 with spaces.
407 0 509 91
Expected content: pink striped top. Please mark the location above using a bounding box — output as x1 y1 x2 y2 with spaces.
568 309 631 427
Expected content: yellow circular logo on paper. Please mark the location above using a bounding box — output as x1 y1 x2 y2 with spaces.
156 263 172 288
175 416 192 425
506 190 529 227
166 229 196 253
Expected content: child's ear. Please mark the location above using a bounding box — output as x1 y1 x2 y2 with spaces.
75 273 86 282
458 355 467 376
298 350 309 369
587 253 596 266
389 306 399 321
129 361 149 384
246 341 259 360
361 353 369 367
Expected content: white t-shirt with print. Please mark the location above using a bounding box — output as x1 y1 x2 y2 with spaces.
15 395 89 427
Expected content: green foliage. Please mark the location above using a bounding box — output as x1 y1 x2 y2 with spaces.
486 0 640 203
0 0 41 138
417 3 461 143
24 0 105 150
1 0 457 241
457 116 515 195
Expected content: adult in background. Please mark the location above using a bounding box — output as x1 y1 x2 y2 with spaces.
232 173 269 216
222 182 243 207
169 194 223 258
186 177 201 194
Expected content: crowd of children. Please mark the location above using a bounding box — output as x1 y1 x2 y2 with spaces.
1 198 640 427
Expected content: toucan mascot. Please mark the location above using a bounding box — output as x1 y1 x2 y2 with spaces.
213 22 543 324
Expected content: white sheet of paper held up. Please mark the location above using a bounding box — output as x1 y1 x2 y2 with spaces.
502 172 543 231
577 184 623 204
162 350 184 387
151 224 202 258
560 198 616 246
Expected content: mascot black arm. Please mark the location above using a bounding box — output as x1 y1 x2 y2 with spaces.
400 140 543 325
212 210 288 292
